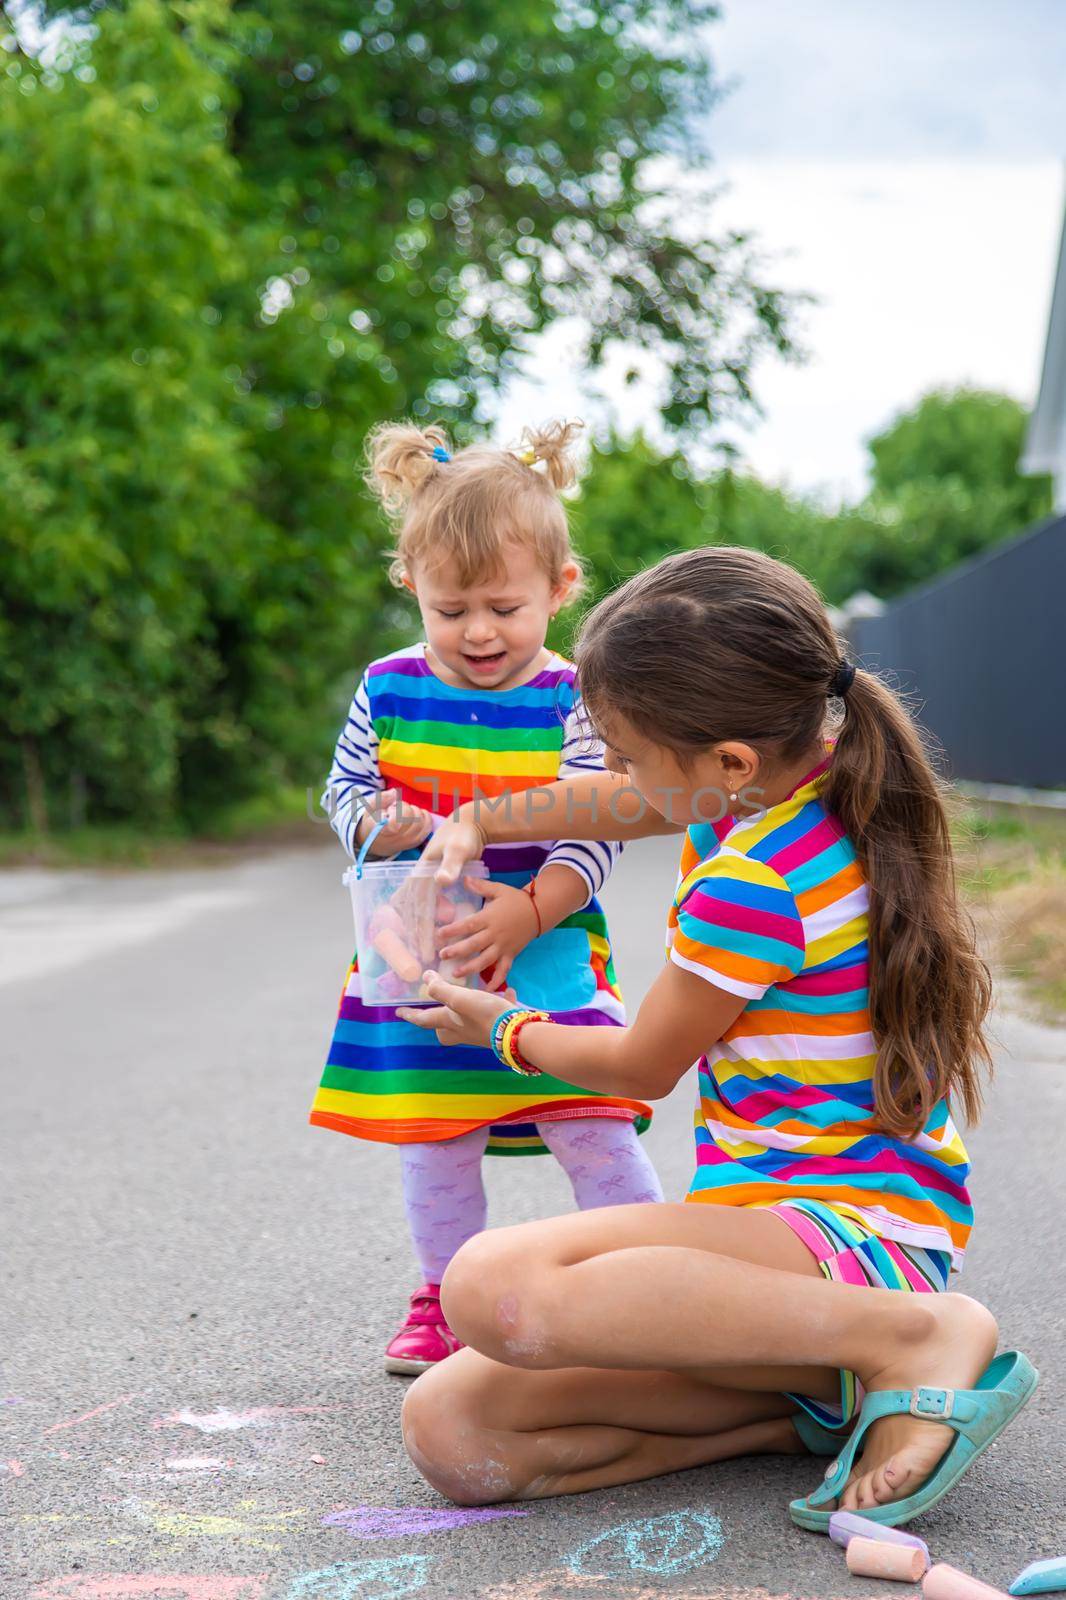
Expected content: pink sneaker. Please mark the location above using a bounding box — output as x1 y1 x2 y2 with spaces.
383 1283 463 1375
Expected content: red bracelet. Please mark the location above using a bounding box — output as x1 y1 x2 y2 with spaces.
508 1012 548 1075
523 879 543 938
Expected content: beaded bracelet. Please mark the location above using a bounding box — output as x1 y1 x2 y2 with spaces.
504 1010 550 1076
490 1006 525 1062
490 1006 550 1076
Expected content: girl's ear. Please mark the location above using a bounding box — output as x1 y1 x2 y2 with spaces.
400 572 416 595
550 560 581 613
717 742 761 789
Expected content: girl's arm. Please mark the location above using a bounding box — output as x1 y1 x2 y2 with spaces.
441 861 591 986
538 700 624 903
483 771 680 841
322 672 434 858
423 773 683 884
529 862 592 930
321 672 384 856
439 700 662 974
400 959 747 1102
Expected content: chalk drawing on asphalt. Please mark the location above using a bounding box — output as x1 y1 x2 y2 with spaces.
566 1509 725 1578
282 1555 431 1600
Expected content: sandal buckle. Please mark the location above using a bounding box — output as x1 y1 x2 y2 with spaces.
910 1386 954 1419
824 1459 839 1480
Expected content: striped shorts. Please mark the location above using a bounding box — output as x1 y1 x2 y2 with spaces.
774 1198 953 1430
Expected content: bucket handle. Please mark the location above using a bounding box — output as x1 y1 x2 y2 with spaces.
354 816 387 878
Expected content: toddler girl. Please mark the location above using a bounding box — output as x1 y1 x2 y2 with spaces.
311 420 662 1374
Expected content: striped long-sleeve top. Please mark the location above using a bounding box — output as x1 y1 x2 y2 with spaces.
322 646 620 904
311 644 652 1156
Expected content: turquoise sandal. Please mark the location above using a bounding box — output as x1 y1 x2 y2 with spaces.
790 1350 1038 1531
792 1411 853 1457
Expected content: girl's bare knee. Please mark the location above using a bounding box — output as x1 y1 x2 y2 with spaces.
441 1230 557 1368
401 1365 518 1507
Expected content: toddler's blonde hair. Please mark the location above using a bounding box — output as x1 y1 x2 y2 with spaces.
364 419 585 598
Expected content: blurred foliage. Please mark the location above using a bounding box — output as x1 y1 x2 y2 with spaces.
570 389 1054 623
0 0 259 832
857 388 1055 596
0 0 800 832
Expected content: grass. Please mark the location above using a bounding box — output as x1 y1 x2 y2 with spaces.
955 801 1066 1021
0 786 328 871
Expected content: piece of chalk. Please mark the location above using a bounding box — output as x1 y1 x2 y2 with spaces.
847 1536 927 1583
1010 1559 1066 1597
829 1510 931 1558
371 928 422 982
925 1564 1011 1600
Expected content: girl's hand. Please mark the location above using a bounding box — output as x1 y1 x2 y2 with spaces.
418 813 487 885
357 789 433 857
398 973 514 1049
439 878 538 989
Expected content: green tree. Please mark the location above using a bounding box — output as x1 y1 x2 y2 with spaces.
570 387 1051 622
1 0 798 833
855 388 1054 597
0 0 260 831
567 435 708 610
570 437 877 615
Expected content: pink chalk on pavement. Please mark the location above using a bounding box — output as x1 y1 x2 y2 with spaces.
925 1564 1012 1600
42 1393 139 1435
829 1510 931 1560
847 1536 928 1582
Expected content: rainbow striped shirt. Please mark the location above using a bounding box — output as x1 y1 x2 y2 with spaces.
311 645 651 1156
669 757 973 1265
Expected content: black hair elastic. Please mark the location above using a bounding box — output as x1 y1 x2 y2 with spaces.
829 659 856 699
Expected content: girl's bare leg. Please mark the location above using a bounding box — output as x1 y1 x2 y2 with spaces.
403 1351 805 1504
403 1203 997 1509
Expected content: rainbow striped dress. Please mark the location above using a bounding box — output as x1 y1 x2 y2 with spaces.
668 754 973 1266
310 644 651 1156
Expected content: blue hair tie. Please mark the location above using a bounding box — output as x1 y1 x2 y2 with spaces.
431 444 451 463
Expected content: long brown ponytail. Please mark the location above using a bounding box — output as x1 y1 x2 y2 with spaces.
576 546 992 1137
822 667 992 1134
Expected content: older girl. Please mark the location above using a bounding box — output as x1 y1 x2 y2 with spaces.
400 545 1036 1527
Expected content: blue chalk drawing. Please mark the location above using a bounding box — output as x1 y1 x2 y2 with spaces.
566 1510 724 1578
282 1555 431 1600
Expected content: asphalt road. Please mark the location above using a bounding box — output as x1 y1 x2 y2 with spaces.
1 837 1064 1600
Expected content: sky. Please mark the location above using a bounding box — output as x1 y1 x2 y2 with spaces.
494 0 1066 500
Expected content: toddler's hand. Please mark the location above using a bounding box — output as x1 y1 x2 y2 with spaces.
439 878 539 991
357 789 433 857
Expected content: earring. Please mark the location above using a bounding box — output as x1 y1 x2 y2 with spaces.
729 792 738 803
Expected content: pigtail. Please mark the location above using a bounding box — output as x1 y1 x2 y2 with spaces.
364 421 451 515
518 420 583 492
822 668 993 1136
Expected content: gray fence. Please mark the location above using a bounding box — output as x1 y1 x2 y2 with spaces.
848 513 1066 790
